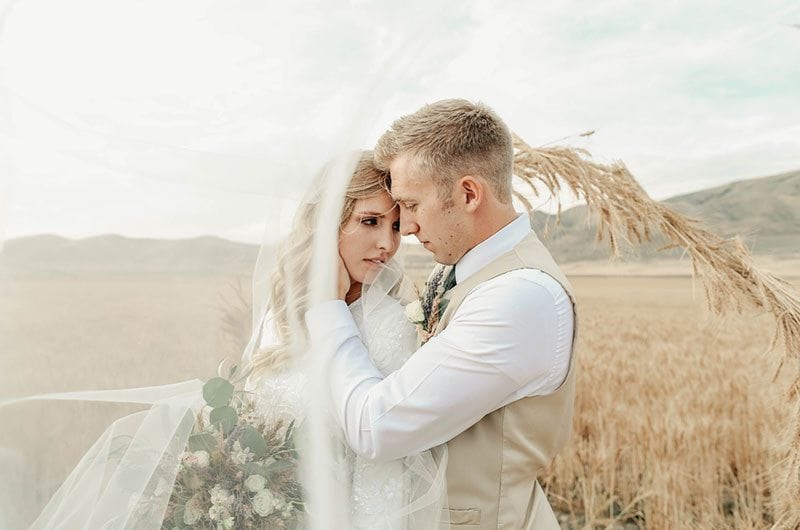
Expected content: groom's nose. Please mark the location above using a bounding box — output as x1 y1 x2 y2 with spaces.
400 216 419 237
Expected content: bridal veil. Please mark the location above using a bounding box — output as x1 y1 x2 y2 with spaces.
0 1 487 528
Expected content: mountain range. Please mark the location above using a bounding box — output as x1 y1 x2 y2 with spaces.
529 168 799 262
2 169 797 274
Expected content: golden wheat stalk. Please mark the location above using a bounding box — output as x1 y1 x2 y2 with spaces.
512 133 800 527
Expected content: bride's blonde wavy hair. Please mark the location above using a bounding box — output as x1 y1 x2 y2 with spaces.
250 151 390 377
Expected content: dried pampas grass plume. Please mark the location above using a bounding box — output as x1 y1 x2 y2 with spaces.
512 133 800 527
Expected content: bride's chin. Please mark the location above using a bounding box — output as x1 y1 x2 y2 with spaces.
361 267 383 285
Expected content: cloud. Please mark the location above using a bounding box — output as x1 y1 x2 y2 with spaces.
1 0 798 242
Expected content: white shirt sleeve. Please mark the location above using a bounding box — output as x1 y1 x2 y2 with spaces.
305 269 574 462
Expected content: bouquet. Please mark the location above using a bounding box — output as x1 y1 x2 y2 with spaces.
160 366 305 530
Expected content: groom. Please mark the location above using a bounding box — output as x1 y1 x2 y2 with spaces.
307 99 577 529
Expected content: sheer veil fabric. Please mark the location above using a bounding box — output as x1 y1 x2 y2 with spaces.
249 262 449 529
0 1 493 528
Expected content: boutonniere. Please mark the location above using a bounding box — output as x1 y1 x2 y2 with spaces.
404 292 450 344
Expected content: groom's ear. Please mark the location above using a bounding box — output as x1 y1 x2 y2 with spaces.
458 175 483 212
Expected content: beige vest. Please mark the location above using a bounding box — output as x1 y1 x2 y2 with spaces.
430 225 578 529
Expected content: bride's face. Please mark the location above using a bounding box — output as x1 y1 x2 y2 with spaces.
339 191 401 285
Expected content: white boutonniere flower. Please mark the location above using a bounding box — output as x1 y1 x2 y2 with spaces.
405 266 456 344
405 296 449 344
404 299 425 324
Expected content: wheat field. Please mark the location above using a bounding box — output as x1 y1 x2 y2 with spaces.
543 275 794 529
0 268 796 529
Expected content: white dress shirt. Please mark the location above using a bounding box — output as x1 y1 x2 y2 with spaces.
306 212 574 462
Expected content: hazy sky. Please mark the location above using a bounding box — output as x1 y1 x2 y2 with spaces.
1 0 798 243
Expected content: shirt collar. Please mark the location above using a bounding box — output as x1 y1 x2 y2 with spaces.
454 212 531 284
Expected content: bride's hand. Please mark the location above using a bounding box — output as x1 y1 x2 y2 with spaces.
337 254 351 301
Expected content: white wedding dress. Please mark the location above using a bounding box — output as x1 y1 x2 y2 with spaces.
250 292 448 530
347 296 417 529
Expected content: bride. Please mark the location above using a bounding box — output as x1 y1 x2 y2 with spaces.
247 150 448 530
0 151 447 530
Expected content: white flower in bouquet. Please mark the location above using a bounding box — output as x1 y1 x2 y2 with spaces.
208 504 230 523
404 299 425 323
194 450 210 468
183 450 210 469
209 485 235 508
244 474 267 492
252 489 276 517
231 440 254 465
241 410 264 428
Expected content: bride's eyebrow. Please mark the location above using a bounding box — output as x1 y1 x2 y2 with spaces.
355 204 399 217
354 210 386 217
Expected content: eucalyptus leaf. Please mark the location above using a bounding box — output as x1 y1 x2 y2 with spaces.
210 406 237 435
187 432 217 452
244 462 267 476
266 458 294 475
202 377 234 408
239 425 268 457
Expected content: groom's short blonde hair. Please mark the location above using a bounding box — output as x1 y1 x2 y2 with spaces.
375 99 514 204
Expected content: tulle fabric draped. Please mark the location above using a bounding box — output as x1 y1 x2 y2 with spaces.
0 382 203 529
246 255 451 530
0 1 464 528
349 262 451 529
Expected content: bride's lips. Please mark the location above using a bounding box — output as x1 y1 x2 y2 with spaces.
363 258 385 267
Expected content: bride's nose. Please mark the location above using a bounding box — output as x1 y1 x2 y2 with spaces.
377 226 396 252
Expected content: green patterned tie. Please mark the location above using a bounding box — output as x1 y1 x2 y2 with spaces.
442 266 457 293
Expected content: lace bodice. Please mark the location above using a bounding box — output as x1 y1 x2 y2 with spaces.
348 296 417 375
345 297 419 529
251 295 442 530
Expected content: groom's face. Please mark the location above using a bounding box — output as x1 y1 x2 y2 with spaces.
389 153 468 265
